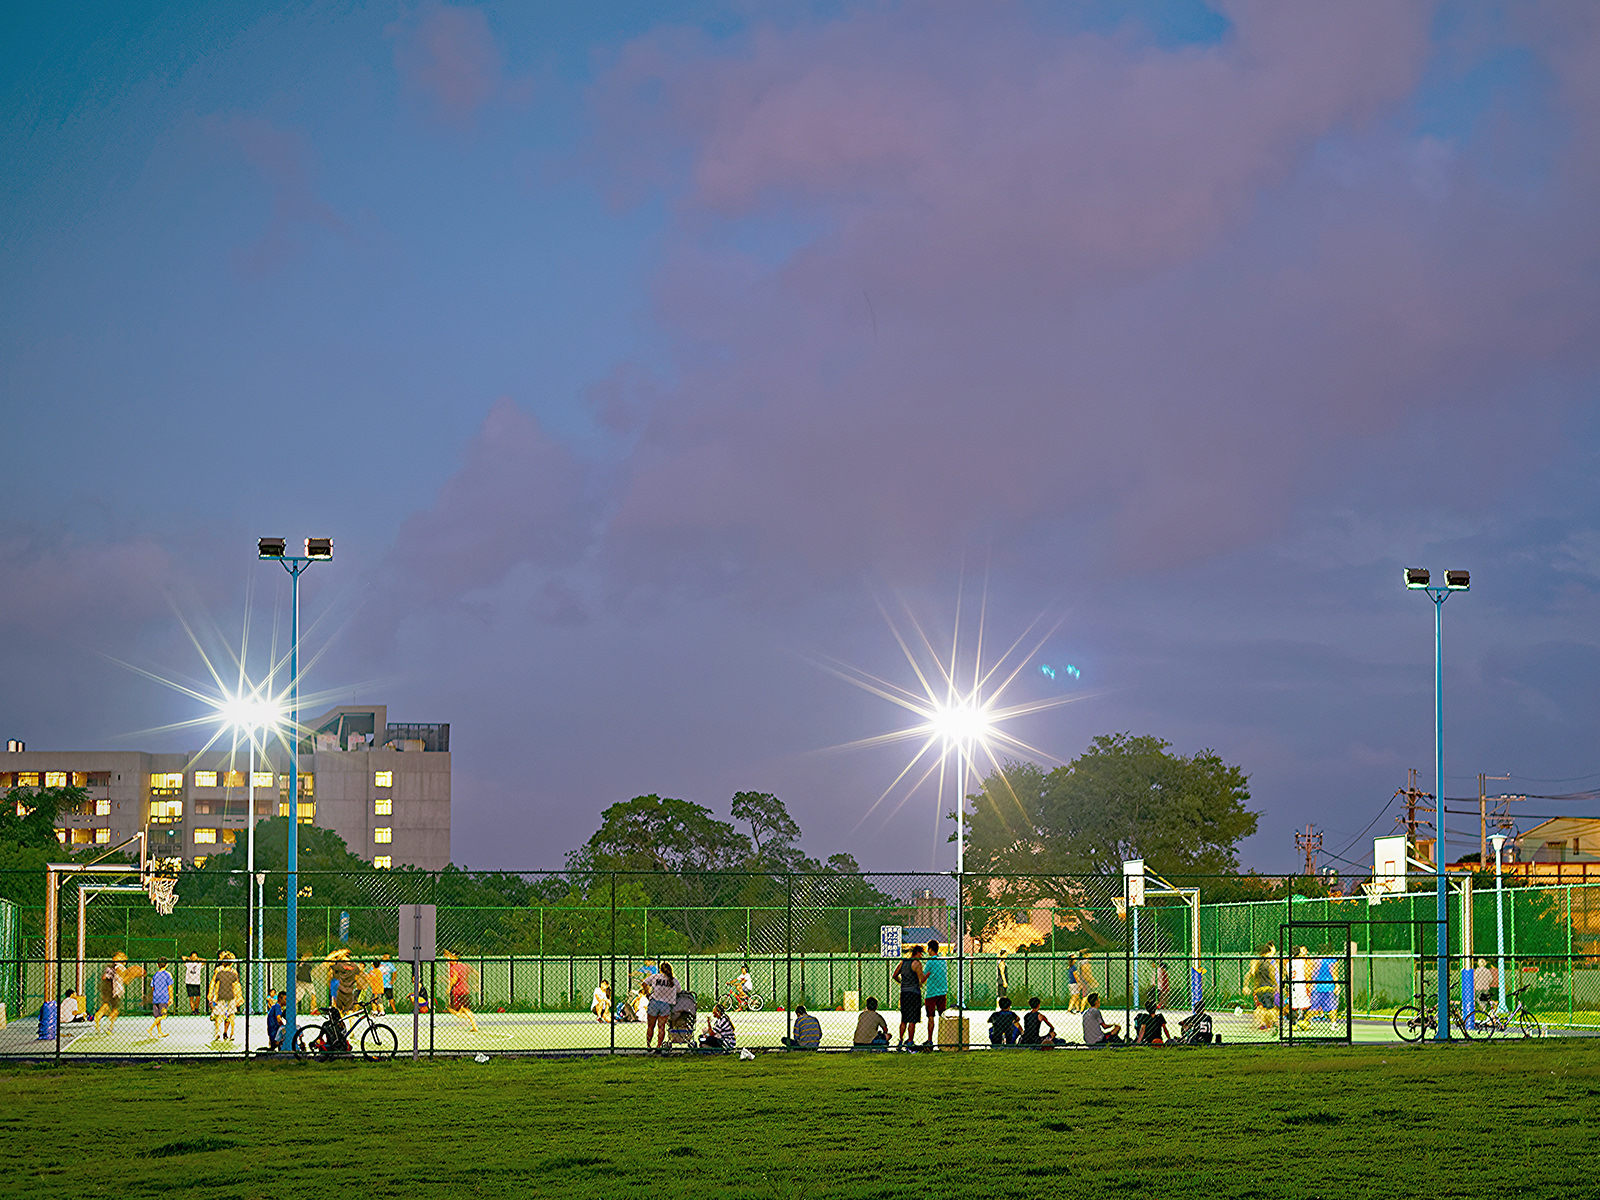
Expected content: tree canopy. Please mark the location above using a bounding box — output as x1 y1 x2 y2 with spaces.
967 733 1259 880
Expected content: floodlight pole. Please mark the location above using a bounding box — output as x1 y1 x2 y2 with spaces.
259 538 329 1050
1491 833 1508 1015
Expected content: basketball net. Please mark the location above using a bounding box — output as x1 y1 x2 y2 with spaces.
145 874 179 916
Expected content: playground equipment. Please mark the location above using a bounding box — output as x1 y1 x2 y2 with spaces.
42 832 179 1000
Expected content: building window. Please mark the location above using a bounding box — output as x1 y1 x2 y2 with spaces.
374 770 393 788
296 802 315 824
54 829 66 844
374 855 393 869
96 798 111 816
95 827 110 844
194 828 217 844
221 829 237 845
17 772 40 787
45 771 68 788
150 772 184 790
279 801 290 818
374 827 392 844
69 828 94 845
194 771 218 788
193 855 207 868
16 801 34 817
374 798 392 816
299 774 314 797
71 772 88 786
223 770 245 788
252 771 273 788
149 799 183 822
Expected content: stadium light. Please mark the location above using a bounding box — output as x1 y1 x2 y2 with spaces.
257 535 333 1048
214 684 284 1016
1405 565 1471 1041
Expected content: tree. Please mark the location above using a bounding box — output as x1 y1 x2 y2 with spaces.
730 791 803 869
0 786 91 910
968 734 1258 880
566 795 752 876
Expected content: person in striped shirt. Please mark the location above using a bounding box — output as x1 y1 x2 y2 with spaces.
699 1003 737 1050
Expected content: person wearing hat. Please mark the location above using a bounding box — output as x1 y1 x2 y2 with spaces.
209 951 241 1042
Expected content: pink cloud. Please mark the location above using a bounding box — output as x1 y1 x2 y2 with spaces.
207 114 352 274
389 4 520 126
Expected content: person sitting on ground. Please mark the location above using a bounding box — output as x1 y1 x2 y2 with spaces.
782 1004 823 1050
61 989 88 1022
988 997 1023 1046
853 997 891 1048
1082 992 1122 1046
1019 997 1056 1047
266 991 287 1052
1179 1004 1214 1045
699 1003 737 1051
1133 996 1169 1045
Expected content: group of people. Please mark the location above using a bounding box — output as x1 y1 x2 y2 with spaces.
1245 945 1343 1029
70 950 243 1043
888 940 951 1049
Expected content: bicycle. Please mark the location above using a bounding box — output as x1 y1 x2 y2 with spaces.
722 987 763 1012
1393 996 1497 1043
1459 982 1544 1040
294 1000 398 1061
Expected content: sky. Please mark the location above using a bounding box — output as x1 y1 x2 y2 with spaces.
4 0 1600 876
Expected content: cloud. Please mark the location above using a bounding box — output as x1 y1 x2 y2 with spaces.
389 3 524 126
206 114 352 274
0 530 178 638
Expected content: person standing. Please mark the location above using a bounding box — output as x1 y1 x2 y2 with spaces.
645 962 678 1053
379 956 396 1012
209 951 241 1042
367 960 386 1014
295 953 317 1016
1155 961 1170 1010
1290 947 1312 1024
921 940 948 1048
147 958 174 1038
93 952 140 1034
996 949 1010 1003
443 950 479 1033
183 953 206 1015
892 945 925 1050
1074 956 1099 1014
1065 954 1082 1013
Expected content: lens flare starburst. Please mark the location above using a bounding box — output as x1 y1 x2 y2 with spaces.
817 580 1084 869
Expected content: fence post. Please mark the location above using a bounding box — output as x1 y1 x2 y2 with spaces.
609 872 616 1056
1568 885 1574 1029
786 873 794 1039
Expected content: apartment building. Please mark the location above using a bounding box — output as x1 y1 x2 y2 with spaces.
1 703 450 870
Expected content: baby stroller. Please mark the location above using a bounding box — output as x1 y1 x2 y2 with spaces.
667 989 698 1050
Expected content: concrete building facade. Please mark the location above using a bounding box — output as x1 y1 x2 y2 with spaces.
1 703 450 870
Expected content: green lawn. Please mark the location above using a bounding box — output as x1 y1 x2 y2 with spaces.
4 1043 1599 1199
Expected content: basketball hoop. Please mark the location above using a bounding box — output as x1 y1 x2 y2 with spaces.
145 874 178 916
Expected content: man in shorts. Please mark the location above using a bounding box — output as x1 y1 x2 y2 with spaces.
183 953 206 1014
921 940 948 1048
379 956 396 1011
148 958 174 1038
1082 992 1122 1047
209 951 241 1042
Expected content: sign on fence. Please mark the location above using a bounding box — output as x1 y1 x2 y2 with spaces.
398 905 436 962
880 926 902 958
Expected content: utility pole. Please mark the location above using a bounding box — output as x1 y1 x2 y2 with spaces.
1478 774 1510 865
1395 768 1433 858
1295 825 1323 876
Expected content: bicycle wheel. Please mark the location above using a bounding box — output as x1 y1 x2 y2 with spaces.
362 1022 398 1061
1393 1005 1426 1042
1517 1010 1543 1039
1463 1008 1496 1041
747 993 763 1011
292 1024 321 1061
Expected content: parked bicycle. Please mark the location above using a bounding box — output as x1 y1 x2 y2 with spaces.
1458 982 1544 1040
1392 996 1494 1042
294 1000 398 1061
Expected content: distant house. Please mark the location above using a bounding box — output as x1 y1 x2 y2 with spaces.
1507 817 1600 885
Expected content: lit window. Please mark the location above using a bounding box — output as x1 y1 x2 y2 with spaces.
374 827 392 844
299 774 314 797
151 773 184 790
54 829 66 843
296 802 315 824
194 828 217 844
374 855 392 869
278 801 290 818
223 770 244 788
95 799 111 816
374 798 392 816
95 828 110 844
149 799 183 821
221 829 237 845
16 801 33 817
45 771 67 788
17 772 40 787
71 772 88 786
70 828 94 845
252 771 273 788
193 855 207 867
194 771 218 787
374 770 393 788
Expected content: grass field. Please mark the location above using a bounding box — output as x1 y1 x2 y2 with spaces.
4 1042 1599 1199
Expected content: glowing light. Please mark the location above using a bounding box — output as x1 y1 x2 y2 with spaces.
927 699 991 749
216 689 283 734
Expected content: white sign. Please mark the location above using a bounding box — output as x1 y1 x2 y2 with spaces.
398 904 437 961
1372 836 1408 897
1123 859 1145 908
880 926 903 958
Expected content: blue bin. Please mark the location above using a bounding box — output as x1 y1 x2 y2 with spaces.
37 1000 58 1041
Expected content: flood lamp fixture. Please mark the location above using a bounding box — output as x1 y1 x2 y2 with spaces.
1445 570 1470 590
258 537 287 559
305 537 333 560
1404 568 1430 589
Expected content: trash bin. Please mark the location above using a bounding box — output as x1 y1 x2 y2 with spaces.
935 1013 969 1049
37 1000 57 1041
843 991 859 1011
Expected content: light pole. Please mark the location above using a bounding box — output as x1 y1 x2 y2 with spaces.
1405 566 1469 1040
218 687 279 1012
1490 832 1508 1015
258 536 332 1048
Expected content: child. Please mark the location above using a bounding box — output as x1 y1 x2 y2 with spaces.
148 958 174 1038
183 953 206 1014
988 997 1023 1046
61 989 88 1022
1019 997 1056 1047
266 991 287 1052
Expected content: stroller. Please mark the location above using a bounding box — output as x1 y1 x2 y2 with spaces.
667 989 698 1050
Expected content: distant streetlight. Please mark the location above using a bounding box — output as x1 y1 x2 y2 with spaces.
1404 566 1469 1041
1490 832 1508 1016
258 536 332 1046
216 687 281 1014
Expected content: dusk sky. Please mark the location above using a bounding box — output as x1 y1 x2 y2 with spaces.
5 1 1600 876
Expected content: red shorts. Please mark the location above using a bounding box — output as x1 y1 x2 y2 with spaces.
924 995 947 1018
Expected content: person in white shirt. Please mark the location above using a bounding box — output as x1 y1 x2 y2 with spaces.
593 980 613 1022
646 962 678 1053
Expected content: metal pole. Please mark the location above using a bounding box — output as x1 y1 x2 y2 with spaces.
246 734 255 1052
1432 590 1449 1040
1491 834 1507 1013
285 562 301 1045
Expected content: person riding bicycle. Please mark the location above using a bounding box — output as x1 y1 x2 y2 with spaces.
727 965 754 1009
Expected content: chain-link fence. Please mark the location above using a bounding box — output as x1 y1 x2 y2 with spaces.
2 867 1596 1057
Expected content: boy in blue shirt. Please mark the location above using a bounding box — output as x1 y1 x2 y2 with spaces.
148 958 174 1038
266 991 287 1052
922 940 949 1048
